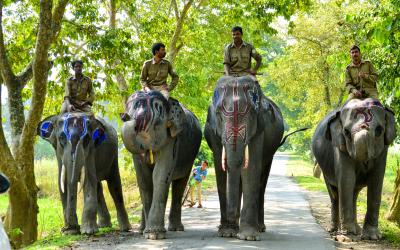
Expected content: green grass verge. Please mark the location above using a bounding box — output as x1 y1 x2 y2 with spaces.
285 152 400 246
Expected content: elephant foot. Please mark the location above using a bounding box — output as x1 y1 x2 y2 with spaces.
341 222 358 235
328 224 338 234
81 221 99 235
258 223 266 232
361 224 382 240
217 224 238 238
237 225 261 241
138 220 145 234
355 223 362 235
119 221 132 232
168 222 184 231
144 226 167 240
61 225 80 235
97 219 112 228
335 234 359 242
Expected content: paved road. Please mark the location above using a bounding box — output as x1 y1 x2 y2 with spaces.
74 154 335 249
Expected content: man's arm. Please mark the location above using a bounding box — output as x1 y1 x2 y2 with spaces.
87 79 95 105
223 45 231 75
363 62 378 84
140 62 150 89
168 62 179 91
251 45 262 73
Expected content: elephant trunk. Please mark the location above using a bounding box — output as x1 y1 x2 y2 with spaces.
353 130 369 161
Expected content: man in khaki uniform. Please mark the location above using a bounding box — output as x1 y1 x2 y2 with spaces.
345 45 378 100
140 43 179 99
61 60 95 113
224 26 262 79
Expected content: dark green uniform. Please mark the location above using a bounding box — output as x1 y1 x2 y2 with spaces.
223 41 262 76
62 75 94 113
140 58 179 92
345 60 378 100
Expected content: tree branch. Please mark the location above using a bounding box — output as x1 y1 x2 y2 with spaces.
0 1 16 84
171 0 180 20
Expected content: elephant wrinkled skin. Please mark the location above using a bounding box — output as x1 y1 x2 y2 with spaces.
204 76 284 241
121 91 202 240
312 98 396 240
37 113 131 235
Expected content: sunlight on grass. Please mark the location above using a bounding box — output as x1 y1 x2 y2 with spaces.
286 152 400 246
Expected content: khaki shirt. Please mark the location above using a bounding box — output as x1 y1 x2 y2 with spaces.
223 41 262 76
345 60 378 93
140 58 179 91
64 75 95 106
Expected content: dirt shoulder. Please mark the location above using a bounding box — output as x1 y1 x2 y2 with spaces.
301 185 397 250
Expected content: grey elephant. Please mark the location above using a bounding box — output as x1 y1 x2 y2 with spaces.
204 76 284 240
37 112 131 234
120 91 202 240
312 98 396 240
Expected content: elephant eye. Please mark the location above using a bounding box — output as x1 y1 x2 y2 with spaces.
344 129 351 138
375 125 383 137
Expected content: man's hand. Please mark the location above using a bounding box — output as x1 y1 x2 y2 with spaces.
352 89 362 98
143 86 151 92
163 84 170 92
248 69 257 75
358 72 368 78
68 104 76 112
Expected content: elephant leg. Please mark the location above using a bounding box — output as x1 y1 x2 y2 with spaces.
107 159 131 232
337 157 357 235
258 157 273 232
145 144 176 240
133 155 153 234
168 176 189 231
96 182 112 228
57 157 69 232
238 138 263 241
362 153 386 240
326 183 339 233
81 163 99 234
64 180 80 235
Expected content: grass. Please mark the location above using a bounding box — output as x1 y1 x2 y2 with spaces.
285 151 400 246
0 158 141 249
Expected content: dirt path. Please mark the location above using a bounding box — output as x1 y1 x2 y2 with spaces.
71 154 334 249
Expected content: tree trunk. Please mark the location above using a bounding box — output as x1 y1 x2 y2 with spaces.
108 0 128 104
0 0 69 247
387 168 400 223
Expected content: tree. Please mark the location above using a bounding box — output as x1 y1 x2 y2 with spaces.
0 0 69 247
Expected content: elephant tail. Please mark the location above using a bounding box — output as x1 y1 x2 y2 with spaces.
279 127 309 147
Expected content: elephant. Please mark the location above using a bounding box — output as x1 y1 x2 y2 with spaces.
204 76 284 241
312 98 396 240
37 112 131 235
120 91 202 240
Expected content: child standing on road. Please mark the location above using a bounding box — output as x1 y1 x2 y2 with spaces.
189 161 208 208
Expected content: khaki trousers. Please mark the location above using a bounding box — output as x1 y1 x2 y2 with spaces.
189 181 202 205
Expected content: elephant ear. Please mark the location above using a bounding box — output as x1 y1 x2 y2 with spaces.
168 98 186 138
325 111 346 151
88 118 107 147
37 115 59 147
384 107 396 145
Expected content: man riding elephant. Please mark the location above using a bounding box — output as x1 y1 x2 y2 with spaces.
224 26 262 81
140 43 179 99
345 45 378 100
61 60 95 114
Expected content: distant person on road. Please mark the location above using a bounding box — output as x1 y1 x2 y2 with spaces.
345 45 378 100
189 160 208 208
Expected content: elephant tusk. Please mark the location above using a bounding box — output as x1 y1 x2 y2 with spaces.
222 146 226 171
149 149 154 164
78 167 85 194
243 145 249 169
60 164 66 193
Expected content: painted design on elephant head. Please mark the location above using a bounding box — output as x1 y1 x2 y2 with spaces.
219 79 253 151
40 121 54 138
63 113 88 141
343 100 384 135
